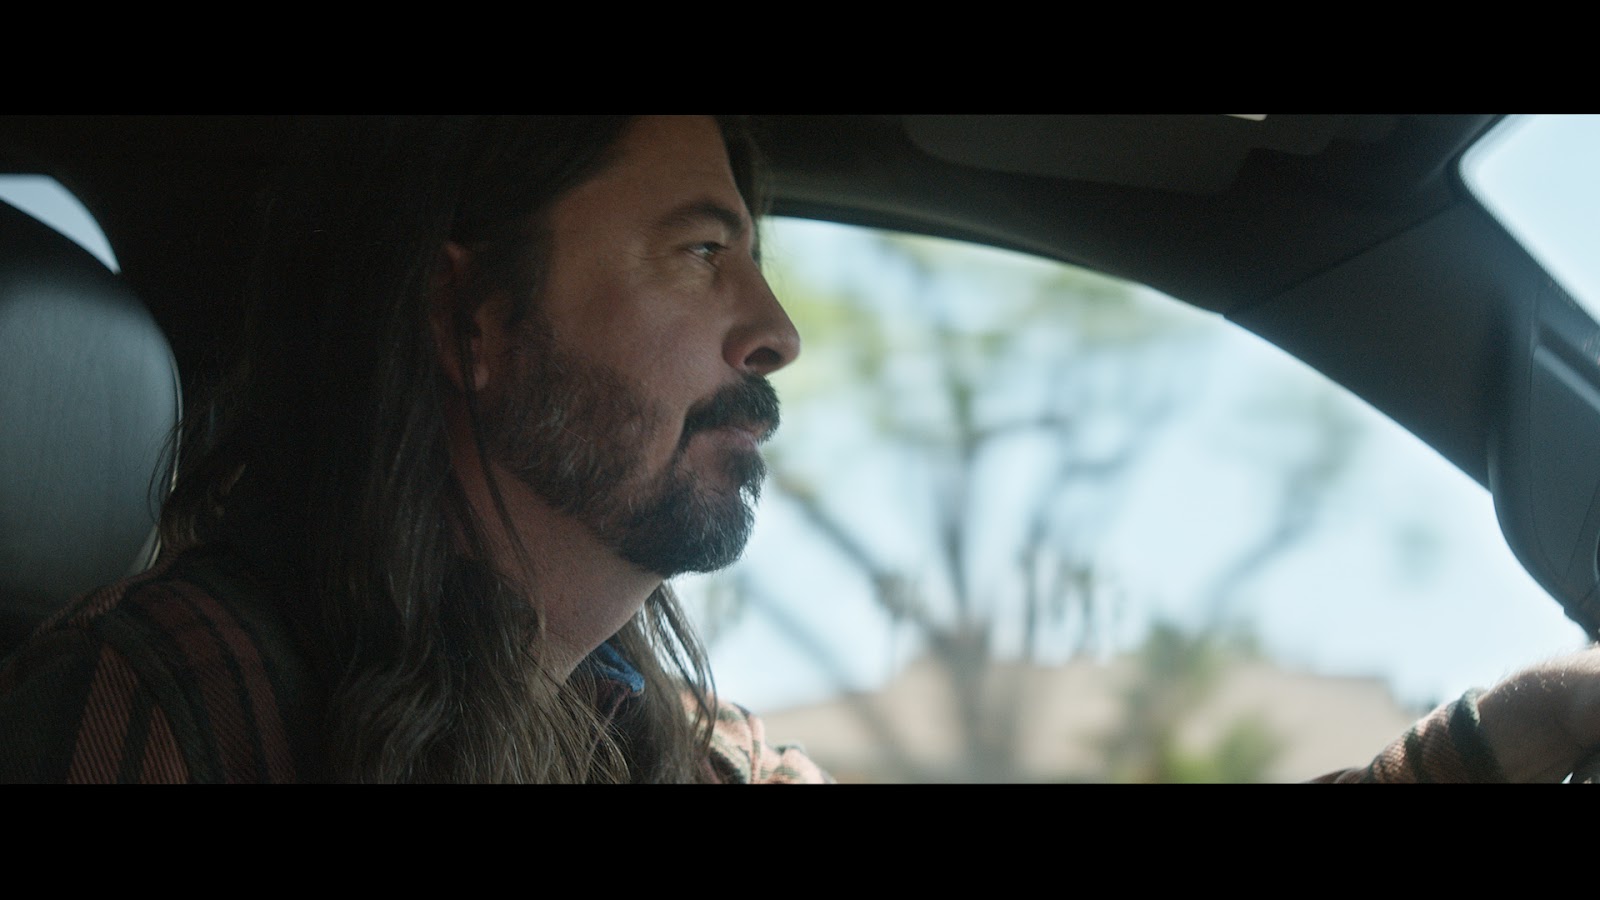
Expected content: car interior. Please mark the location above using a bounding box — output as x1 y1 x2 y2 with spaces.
1 115 1596 780
0 193 178 653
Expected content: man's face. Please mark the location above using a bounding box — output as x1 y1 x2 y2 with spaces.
480 116 800 577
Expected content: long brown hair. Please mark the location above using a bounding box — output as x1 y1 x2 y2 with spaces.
161 116 762 782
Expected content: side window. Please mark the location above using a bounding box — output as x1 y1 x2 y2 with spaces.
680 216 1587 783
0 175 119 272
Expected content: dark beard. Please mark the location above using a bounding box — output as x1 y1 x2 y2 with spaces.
480 319 779 577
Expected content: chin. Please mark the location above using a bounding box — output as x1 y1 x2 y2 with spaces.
615 458 764 577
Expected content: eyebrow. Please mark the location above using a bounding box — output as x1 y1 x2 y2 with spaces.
653 200 750 241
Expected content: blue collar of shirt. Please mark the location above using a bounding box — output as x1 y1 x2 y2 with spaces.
580 639 646 697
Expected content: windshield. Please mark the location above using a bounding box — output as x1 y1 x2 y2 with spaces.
1461 114 1600 318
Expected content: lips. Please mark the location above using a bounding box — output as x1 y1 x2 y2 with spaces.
679 375 780 452
705 422 766 451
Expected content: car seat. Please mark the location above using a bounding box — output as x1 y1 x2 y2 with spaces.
0 198 180 656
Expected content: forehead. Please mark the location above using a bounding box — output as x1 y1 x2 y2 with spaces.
554 115 746 227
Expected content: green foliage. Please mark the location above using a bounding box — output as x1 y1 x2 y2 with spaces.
1100 621 1285 784
1162 715 1286 784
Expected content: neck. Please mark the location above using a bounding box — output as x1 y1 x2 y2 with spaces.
444 404 661 680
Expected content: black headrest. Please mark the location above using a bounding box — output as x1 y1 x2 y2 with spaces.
0 199 180 651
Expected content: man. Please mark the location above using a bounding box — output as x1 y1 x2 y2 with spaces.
0 115 822 783
0 115 1597 782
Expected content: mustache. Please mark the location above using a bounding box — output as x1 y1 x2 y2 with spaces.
680 375 781 449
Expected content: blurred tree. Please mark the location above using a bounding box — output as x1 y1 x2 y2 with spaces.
1198 374 1365 628
1098 621 1284 783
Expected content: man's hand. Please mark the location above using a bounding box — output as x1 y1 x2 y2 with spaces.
1476 646 1600 783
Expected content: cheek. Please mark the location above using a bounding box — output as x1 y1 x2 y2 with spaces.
555 276 679 367
546 272 729 430
577 312 719 407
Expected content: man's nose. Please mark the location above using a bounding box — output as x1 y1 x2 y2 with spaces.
725 268 801 376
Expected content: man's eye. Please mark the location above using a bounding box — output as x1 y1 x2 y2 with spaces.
690 242 727 264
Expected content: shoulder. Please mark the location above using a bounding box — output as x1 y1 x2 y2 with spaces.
705 697 834 785
0 550 319 783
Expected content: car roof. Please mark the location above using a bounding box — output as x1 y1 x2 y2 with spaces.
757 115 1496 310
0 114 1498 303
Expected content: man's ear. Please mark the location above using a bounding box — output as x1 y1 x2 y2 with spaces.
429 242 496 392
